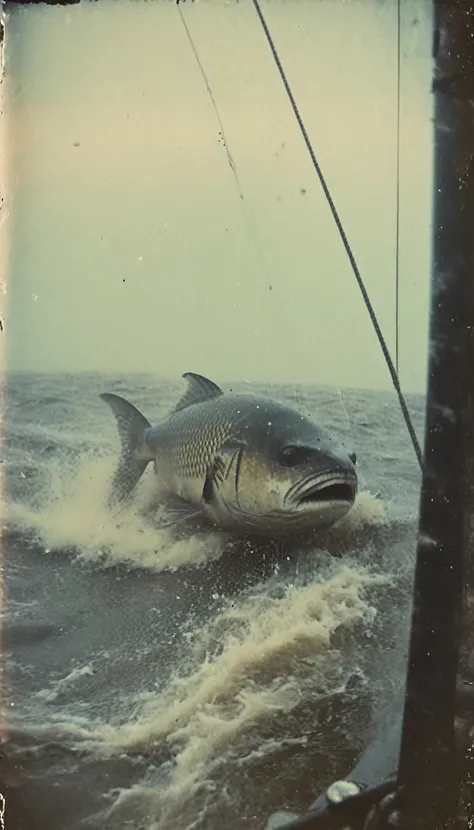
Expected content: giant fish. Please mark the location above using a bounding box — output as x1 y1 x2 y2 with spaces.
100 372 358 537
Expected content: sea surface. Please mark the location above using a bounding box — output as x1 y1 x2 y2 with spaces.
0 371 425 830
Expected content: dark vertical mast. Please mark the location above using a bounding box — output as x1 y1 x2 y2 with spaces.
397 2 474 828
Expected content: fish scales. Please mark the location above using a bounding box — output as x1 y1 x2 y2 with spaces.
153 398 238 479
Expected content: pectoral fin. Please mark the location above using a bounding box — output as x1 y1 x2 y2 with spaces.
153 495 204 529
202 441 244 504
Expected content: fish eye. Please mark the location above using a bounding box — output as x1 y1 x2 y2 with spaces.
349 452 357 465
280 445 303 467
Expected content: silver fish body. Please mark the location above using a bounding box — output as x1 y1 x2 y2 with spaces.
100 372 358 537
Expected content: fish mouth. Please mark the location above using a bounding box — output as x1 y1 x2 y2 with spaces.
287 474 357 512
297 481 356 508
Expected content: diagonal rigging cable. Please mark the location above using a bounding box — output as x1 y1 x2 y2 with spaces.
251 0 423 472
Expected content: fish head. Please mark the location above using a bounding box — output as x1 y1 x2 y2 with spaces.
212 401 358 536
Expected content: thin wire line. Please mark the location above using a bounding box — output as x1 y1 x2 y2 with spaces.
177 4 277 304
251 0 423 471
177 2 244 200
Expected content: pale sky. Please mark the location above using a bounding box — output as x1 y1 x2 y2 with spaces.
4 0 433 392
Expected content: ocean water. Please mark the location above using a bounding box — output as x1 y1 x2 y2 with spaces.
1 371 425 830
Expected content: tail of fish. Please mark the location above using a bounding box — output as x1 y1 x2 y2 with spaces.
100 393 154 507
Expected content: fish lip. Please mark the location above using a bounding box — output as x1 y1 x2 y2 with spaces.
286 473 357 511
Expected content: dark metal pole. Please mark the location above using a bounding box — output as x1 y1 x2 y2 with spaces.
396 2 474 828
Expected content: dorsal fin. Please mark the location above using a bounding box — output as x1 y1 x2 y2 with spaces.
173 372 224 413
